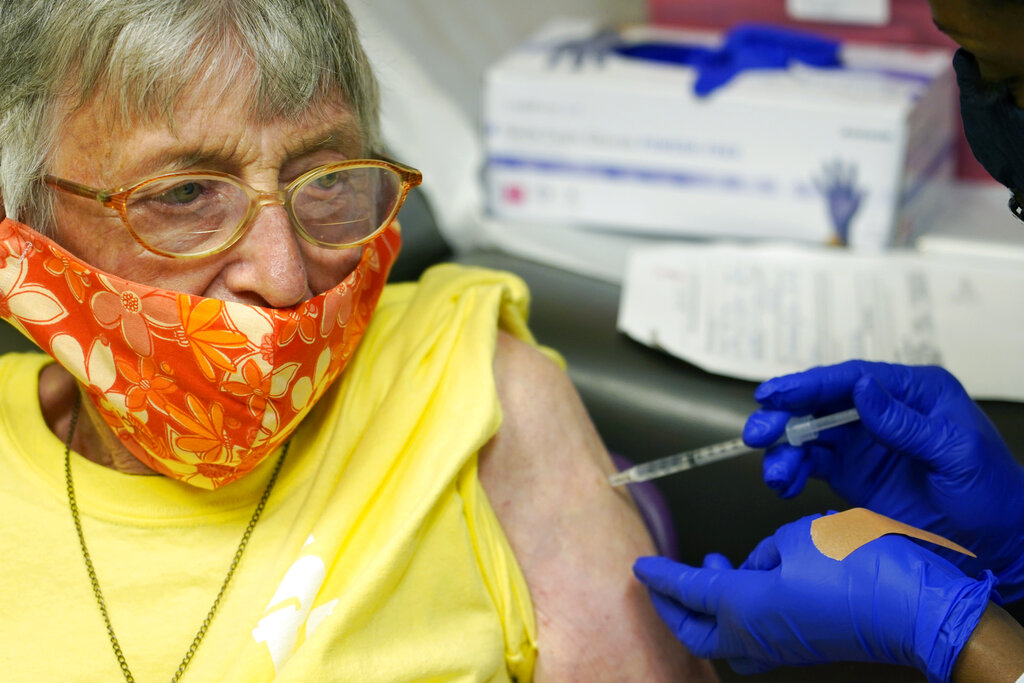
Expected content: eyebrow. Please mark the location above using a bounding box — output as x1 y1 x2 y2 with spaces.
288 127 364 160
118 124 364 185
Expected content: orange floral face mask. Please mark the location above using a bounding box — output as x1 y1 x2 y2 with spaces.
0 217 399 489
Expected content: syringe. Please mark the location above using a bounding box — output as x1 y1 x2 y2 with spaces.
609 408 860 487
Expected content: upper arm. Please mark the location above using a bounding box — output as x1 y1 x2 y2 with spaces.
479 332 716 682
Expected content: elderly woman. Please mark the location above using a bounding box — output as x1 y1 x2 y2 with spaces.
0 1 715 681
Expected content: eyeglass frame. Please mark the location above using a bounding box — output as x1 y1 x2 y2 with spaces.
43 158 423 259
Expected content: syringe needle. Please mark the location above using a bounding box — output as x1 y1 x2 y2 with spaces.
609 408 862 487
609 437 754 486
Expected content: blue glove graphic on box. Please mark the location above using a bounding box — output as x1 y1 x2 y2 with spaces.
814 159 866 245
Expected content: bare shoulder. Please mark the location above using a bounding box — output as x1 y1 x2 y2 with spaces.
479 331 716 682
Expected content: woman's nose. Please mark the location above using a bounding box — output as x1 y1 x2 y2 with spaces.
223 203 311 307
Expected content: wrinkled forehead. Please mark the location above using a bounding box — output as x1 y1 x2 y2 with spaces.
49 90 363 205
65 41 360 146
47 39 366 188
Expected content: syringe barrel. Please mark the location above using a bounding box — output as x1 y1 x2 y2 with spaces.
627 454 692 482
608 437 760 487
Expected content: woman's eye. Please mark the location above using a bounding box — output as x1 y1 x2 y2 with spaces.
161 182 203 204
314 172 341 189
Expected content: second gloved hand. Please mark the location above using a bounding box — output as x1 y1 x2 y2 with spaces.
744 360 1024 601
634 514 997 682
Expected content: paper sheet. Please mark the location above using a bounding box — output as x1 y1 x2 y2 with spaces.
617 242 1024 401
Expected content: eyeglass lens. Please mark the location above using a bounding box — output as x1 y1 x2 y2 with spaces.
124 166 402 255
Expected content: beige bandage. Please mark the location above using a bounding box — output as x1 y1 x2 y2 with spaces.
810 508 976 561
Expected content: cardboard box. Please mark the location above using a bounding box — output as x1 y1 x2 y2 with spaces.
484 19 957 249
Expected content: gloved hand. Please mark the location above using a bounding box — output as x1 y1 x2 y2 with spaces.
633 514 998 682
744 360 1024 601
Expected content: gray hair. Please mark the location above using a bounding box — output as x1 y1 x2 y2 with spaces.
0 0 381 230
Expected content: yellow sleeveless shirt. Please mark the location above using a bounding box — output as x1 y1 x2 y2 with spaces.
0 264 538 681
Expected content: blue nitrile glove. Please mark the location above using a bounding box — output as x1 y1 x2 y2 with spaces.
554 24 841 97
743 360 1024 602
614 24 840 96
634 514 998 682
688 23 840 96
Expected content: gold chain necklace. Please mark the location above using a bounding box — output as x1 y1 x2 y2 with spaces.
64 394 288 682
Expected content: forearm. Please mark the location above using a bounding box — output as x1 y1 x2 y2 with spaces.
952 603 1024 683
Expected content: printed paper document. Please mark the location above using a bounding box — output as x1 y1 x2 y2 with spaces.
618 242 1024 401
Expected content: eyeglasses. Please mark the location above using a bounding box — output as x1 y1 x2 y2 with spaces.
44 159 422 258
